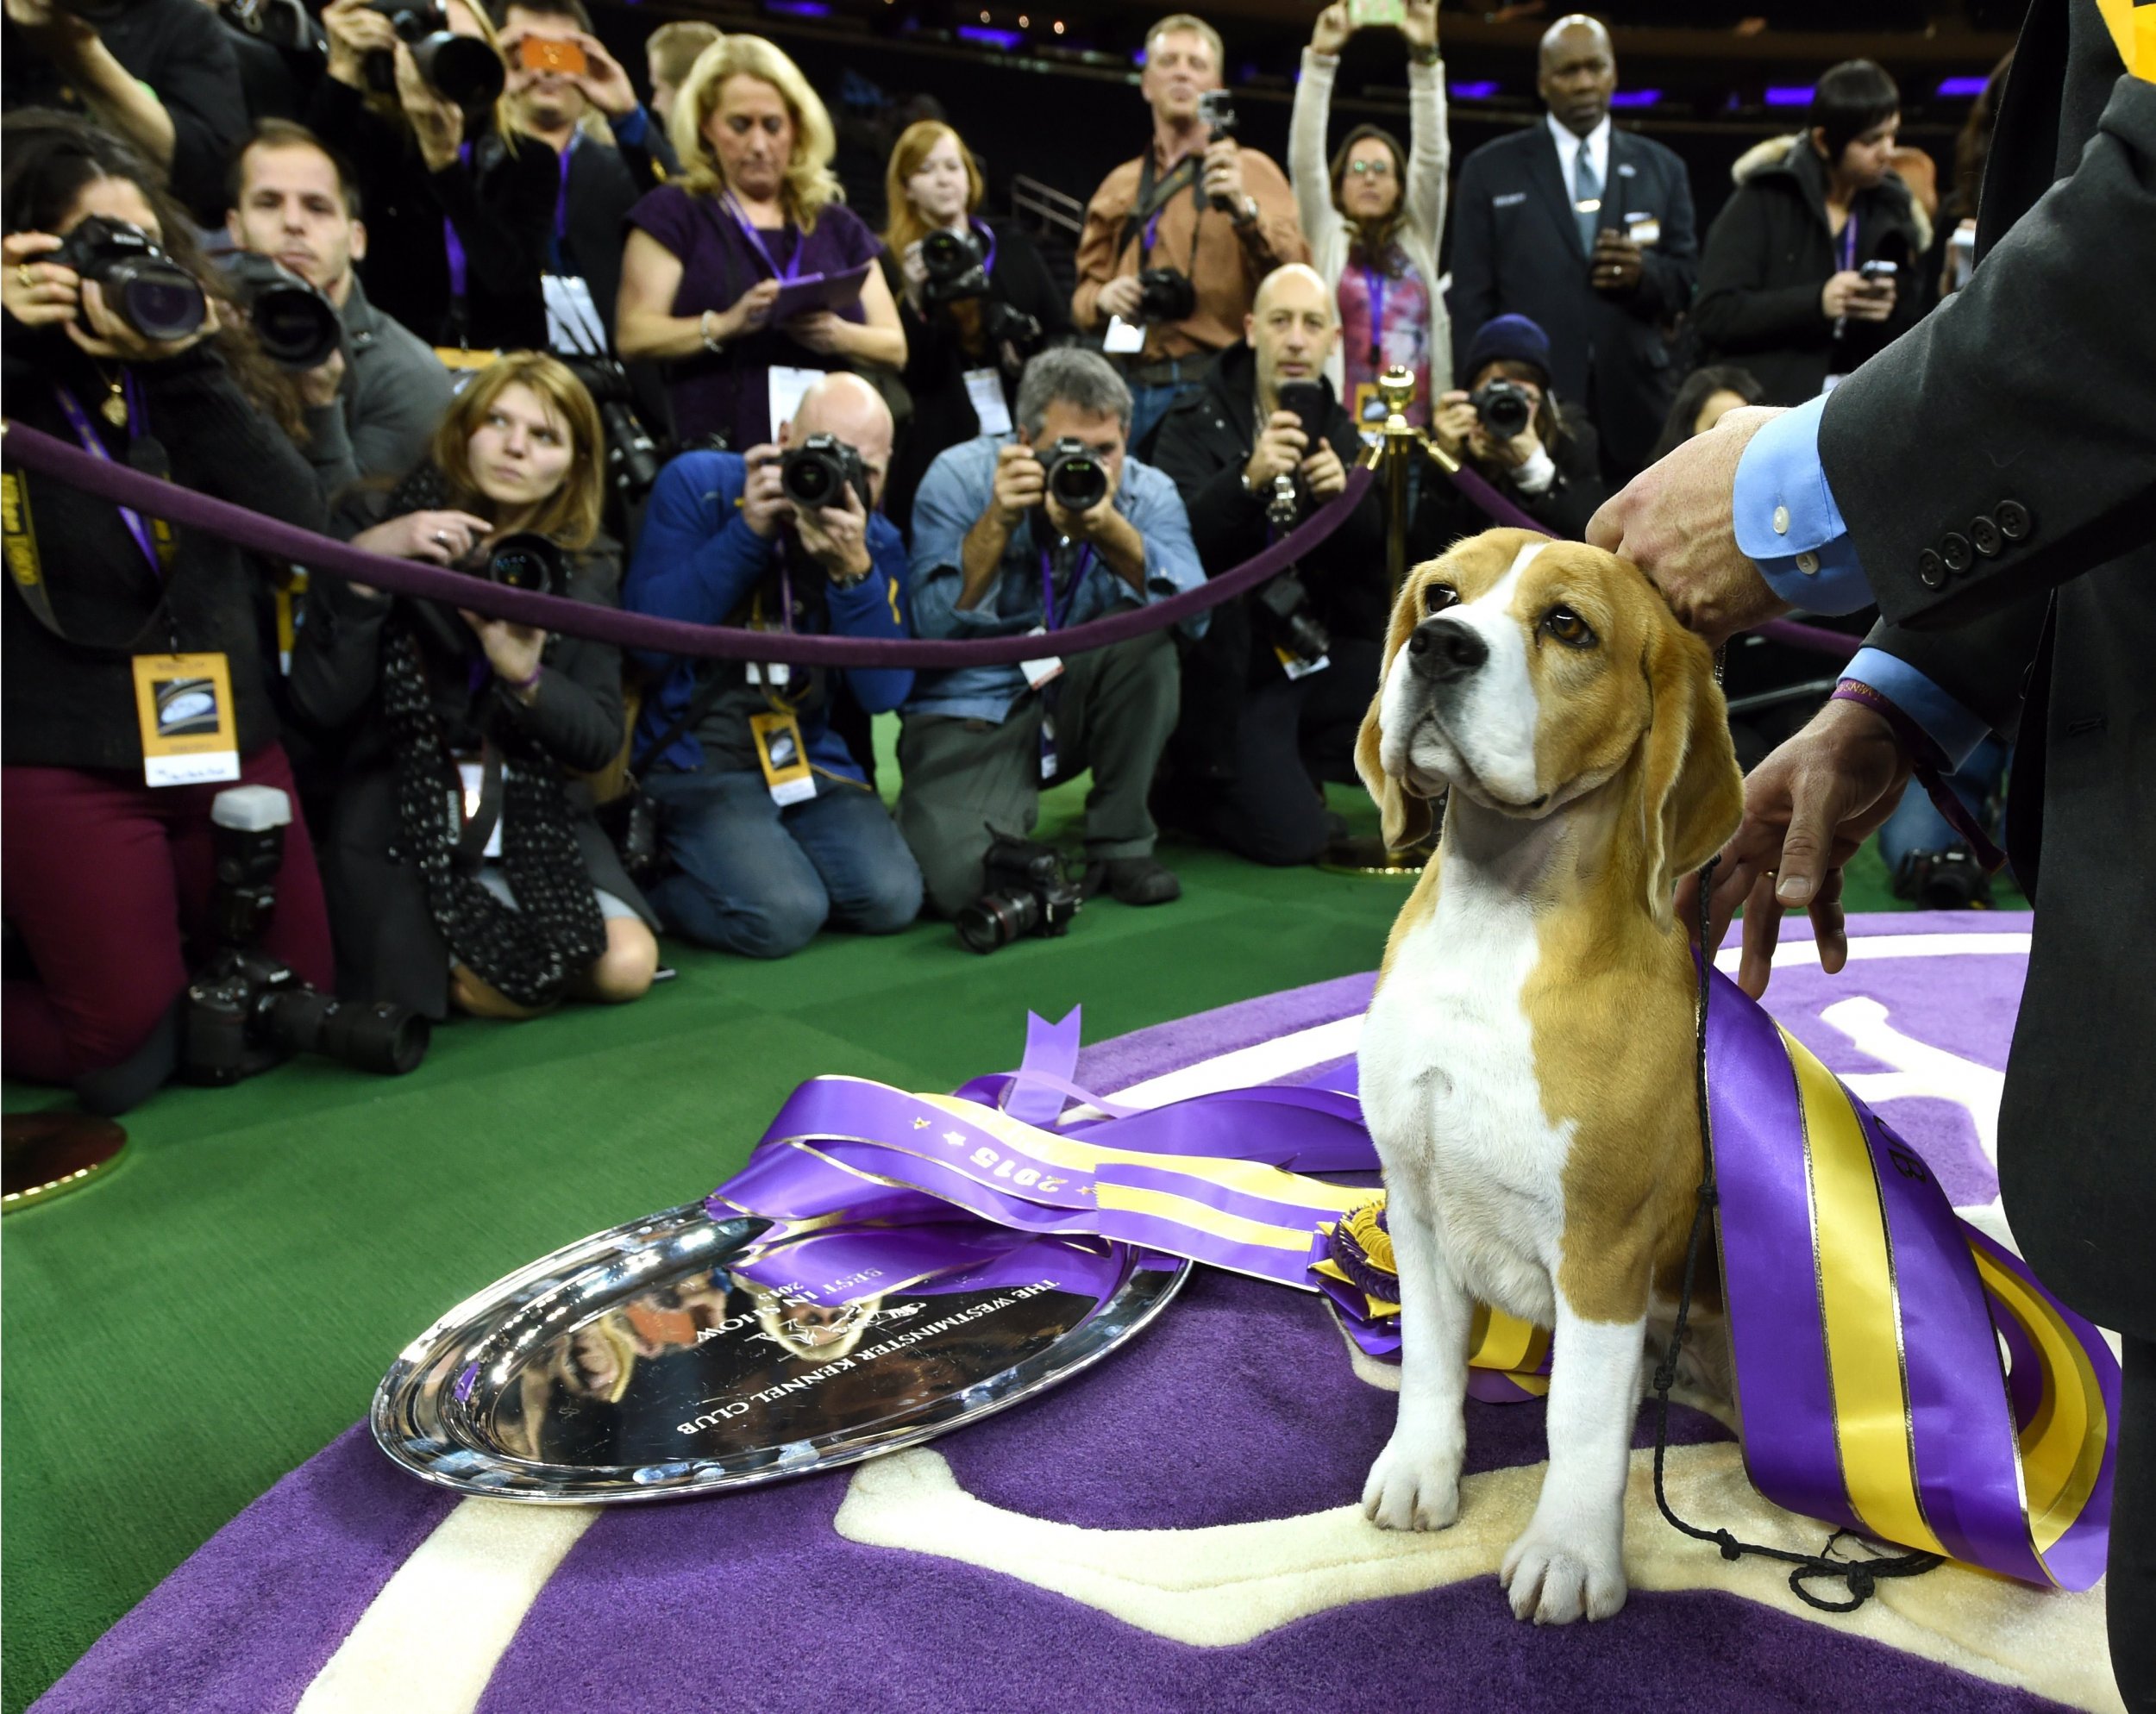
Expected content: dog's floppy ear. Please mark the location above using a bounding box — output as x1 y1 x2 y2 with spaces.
1357 574 1436 851
1634 604 1744 931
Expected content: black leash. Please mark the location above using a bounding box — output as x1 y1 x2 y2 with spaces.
1645 853 1946 1612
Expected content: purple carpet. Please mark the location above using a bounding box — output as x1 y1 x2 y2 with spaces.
40 914 2087 1714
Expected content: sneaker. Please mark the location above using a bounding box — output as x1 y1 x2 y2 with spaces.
1083 855 1182 906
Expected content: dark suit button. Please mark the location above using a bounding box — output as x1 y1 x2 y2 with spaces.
1969 515 2002 557
1940 532 1973 573
1996 499 2032 541
1917 550 1946 589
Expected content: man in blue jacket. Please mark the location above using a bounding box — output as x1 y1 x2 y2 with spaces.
624 372 923 958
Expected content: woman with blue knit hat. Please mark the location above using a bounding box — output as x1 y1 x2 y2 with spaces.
1413 312 1612 552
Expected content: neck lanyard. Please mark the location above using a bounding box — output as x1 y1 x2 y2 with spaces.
548 132 582 266
1838 209 1859 273
1359 260 1388 368
1038 544 1094 633
52 380 169 578
971 216 998 278
724 191 804 282
443 142 474 303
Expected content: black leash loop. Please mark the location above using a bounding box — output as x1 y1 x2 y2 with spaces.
1646 852 1946 1612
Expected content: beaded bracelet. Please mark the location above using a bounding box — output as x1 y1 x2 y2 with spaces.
1829 679 2007 873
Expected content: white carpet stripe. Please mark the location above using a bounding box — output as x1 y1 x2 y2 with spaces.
1714 930 2031 974
292 1498 598 1714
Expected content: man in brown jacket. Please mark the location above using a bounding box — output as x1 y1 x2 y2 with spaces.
1073 12 1307 450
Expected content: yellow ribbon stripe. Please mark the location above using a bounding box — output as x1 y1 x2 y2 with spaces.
1971 1246 2112 1561
1785 1027 1948 1560
1094 1180 1322 1259
2096 0 2155 80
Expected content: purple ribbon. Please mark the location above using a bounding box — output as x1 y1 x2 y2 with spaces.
51 382 162 577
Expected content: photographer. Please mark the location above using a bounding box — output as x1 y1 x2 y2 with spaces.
621 372 921 960
493 0 678 354
897 347 1204 916
879 117 1070 540
1072 13 1307 452
1150 264 1385 866
1 113 333 1090
3 0 243 223
227 119 454 497
308 0 555 349
1288 0 1451 429
289 353 659 1019
1414 314 1609 549
1693 60 1931 404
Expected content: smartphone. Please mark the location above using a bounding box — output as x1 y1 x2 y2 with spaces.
519 35 586 75
1858 259 1898 288
1349 0 1407 26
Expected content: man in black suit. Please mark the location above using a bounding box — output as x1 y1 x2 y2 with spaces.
1590 3 2153 1699
1446 14 1698 482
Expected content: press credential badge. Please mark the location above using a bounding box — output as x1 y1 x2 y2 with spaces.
749 710 817 805
963 369 1013 436
131 653 240 787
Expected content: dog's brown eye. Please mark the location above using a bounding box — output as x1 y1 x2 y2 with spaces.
1423 582 1458 615
1543 606 1595 647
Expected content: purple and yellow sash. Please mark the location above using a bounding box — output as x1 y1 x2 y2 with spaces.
706 991 2115 1588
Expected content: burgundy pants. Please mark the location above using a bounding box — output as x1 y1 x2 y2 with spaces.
3 746 335 1083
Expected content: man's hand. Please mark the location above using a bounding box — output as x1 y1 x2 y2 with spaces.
1587 404 1791 647
1821 269 1895 322
1468 415 1540 472
298 345 348 409
1591 228 1643 294
1400 0 1438 50
793 482 873 582
1201 139 1247 210
1301 439 1347 500
740 445 788 539
1045 484 1116 546
1680 697 1913 998
565 31 638 118
1310 2 1351 57
1244 410 1307 491
988 441 1044 529
1095 274 1145 323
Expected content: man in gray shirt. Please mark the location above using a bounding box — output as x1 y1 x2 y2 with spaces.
226 118 453 499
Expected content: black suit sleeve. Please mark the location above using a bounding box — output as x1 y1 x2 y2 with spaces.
1626 154 1698 324
1820 73 2156 630
1446 155 1501 376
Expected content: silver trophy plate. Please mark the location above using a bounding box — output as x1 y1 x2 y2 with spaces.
373 1204 1189 1502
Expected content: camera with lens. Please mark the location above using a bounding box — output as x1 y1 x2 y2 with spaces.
561 356 662 503
480 531 566 596
954 834 1084 954
52 216 205 344
221 252 342 370
1134 265 1196 326
1254 568 1331 668
780 433 872 515
1470 378 1535 442
183 787 429 1085
1039 437 1108 514
919 227 991 308
1197 89 1237 137
1892 845 1992 910
363 0 505 111
981 300 1044 368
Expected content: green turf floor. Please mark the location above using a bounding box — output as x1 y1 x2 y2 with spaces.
0 726 2002 1711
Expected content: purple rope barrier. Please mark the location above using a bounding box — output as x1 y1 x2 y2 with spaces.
0 421 1371 670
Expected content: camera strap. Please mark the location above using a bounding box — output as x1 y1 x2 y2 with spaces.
1124 152 1204 272
51 383 175 583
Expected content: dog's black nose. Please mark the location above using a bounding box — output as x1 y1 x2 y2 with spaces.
1407 617 1488 680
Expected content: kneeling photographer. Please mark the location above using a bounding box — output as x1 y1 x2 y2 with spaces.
1151 263 1386 866
291 353 660 1020
1415 314 1609 552
622 372 923 960
2 113 340 1108
879 118 1069 540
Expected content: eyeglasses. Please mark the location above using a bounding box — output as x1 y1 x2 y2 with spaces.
1344 159 1395 178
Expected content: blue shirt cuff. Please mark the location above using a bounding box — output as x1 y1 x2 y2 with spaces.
612 103 649 148
1732 396 1872 616
1846 647 1993 772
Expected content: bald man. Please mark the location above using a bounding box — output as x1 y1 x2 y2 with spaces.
1445 12 1697 480
1149 263 1388 866
620 371 924 958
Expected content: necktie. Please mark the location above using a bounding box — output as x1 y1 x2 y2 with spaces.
1573 145 1601 257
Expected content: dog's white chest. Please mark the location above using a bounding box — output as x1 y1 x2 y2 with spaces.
1361 877 1572 1321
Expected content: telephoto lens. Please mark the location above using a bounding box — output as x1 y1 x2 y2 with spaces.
364 0 505 109
1470 379 1534 442
482 532 566 596
221 253 342 369
954 886 1044 954
258 989 431 1075
1040 438 1109 513
51 216 206 342
780 434 871 513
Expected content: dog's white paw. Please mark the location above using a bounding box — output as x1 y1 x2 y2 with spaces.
1360 1432 1462 1532
1498 1528 1626 1623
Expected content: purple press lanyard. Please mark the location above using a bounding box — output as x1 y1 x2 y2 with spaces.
443 142 473 303
1360 262 1387 369
1839 210 1859 274
52 380 164 577
1037 546 1094 633
724 191 805 282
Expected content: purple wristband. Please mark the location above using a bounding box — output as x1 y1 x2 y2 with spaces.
1831 679 2007 874
505 663 543 693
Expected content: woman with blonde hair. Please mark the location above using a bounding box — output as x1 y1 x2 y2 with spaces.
877 117 1068 535
617 35 904 451
309 0 557 348
291 353 660 1022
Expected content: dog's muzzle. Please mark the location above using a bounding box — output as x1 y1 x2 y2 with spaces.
1407 616 1487 683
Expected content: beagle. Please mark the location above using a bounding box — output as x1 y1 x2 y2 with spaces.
1353 529 1745 1625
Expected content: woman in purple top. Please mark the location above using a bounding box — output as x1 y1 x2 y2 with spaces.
617 35 905 452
